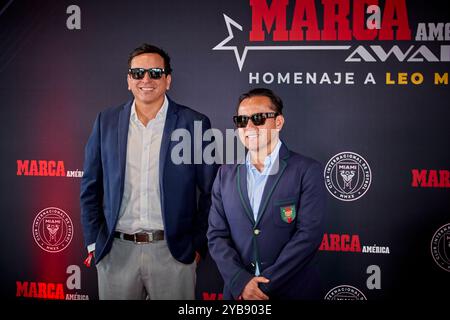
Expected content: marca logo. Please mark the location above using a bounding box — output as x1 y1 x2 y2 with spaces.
411 169 450 188
16 265 89 300
16 160 83 178
213 0 450 71
249 0 410 41
320 233 361 252
202 292 223 300
16 282 65 300
17 160 65 176
319 233 390 254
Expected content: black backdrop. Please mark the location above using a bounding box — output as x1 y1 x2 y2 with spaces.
0 0 448 301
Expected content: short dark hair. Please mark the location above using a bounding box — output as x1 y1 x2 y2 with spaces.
127 43 172 75
237 88 283 114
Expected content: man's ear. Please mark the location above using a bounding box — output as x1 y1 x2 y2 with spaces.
276 114 285 131
166 74 172 91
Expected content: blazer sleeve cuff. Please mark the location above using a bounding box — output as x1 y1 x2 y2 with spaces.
87 243 96 253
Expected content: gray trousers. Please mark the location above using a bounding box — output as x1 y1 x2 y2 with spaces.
96 238 196 300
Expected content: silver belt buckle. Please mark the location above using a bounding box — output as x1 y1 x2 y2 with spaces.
148 231 154 243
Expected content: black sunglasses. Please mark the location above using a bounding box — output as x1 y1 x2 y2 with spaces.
233 112 279 128
128 68 167 80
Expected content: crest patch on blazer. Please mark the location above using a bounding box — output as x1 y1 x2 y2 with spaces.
280 205 296 223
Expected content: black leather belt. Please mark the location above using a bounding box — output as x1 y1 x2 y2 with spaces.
114 230 164 244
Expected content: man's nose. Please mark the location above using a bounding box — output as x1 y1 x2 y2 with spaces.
245 118 257 129
141 71 152 82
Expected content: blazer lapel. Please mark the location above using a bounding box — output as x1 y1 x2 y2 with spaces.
255 144 290 226
237 164 256 225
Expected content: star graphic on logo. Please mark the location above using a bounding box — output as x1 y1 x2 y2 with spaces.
212 14 351 72
212 14 249 71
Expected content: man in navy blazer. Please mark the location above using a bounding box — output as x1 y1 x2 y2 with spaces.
80 44 217 299
208 88 325 300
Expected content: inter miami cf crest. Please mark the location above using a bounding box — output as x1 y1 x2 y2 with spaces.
280 205 296 223
324 151 372 201
324 285 367 300
431 223 450 272
32 207 73 253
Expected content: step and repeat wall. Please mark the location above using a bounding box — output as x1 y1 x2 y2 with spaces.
1 0 448 300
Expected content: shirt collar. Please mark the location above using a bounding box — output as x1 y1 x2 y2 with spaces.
130 95 169 124
246 139 282 175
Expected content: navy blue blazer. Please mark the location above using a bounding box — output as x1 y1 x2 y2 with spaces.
80 98 217 264
207 143 325 299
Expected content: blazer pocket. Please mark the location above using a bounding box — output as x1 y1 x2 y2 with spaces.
272 198 298 227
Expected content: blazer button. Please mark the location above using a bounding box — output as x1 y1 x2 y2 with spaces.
254 229 260 235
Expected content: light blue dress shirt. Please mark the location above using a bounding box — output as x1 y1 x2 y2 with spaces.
246 139 282 275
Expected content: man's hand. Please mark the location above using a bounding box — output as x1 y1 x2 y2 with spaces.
195 251 201 264
241 277 270 300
